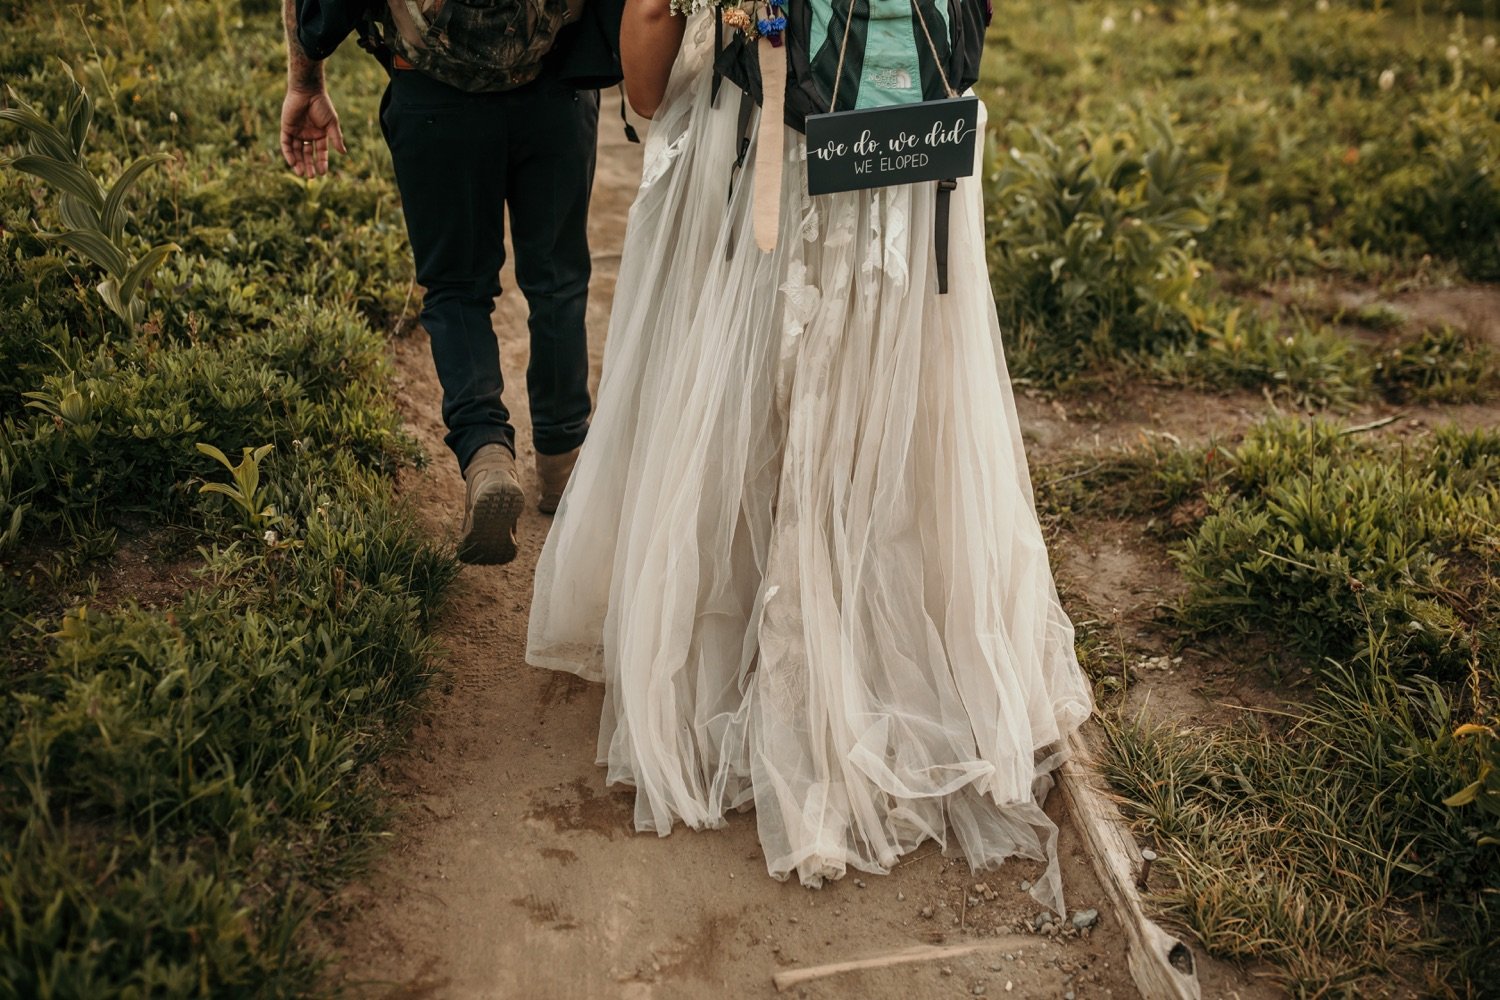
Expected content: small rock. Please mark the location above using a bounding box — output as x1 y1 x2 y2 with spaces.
968 896 981 906
1065 993 1076 1000
897 891 906 901
1005 982 1013 993
972 986 987 997
940 966 953 977
1070 908 1100 931
855 879 867 889
988 962 1005 971
1040 922 1055 935
920 906 935 919
1019 880 1031 892
974 882 990 894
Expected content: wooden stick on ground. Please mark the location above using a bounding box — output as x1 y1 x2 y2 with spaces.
1339 413 1402 436
1057 729 1202 1000
771 936 1035 993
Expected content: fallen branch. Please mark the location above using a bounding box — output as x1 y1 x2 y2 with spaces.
1040 462 1105 490
1339 414 1402 436
1057 728 1201 1000
771 936 1035 992
893 847 941 869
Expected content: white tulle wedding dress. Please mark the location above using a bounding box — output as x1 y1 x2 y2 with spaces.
527 15 1091 913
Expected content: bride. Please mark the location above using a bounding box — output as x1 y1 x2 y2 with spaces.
527 0 1091 913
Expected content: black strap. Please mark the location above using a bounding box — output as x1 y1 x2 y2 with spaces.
727 87 755 203
712 13 725 106
734 89 756 172
935 178 956 294
618 86 640 143
724 89 758 258
430 0 459 33
355 9 393 75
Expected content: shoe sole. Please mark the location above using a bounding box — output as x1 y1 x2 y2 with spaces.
458 478 524 565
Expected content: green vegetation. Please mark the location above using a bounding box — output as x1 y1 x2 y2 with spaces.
986 114 1223 375
1177 419 1496 680
982 0 1500 384
0 0 1494 994
990 2 1499 994
1 1 452 994
1092 418 1498 995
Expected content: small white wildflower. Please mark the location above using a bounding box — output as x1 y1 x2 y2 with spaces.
1131 7 1143 24
169 110 179 124
1484 35 1496 55
1315 0 1329 10
1100 14 1116 32
1379 68 1396 91
264 529 279 546
291 438 304 452
1446 44 1461 62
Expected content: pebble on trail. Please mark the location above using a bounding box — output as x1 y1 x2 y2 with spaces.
1070 908 1100 930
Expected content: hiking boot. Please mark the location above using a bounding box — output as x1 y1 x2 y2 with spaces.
458 444 525 565
536 447 580 515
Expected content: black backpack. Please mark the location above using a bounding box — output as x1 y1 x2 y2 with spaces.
714 0 990 130
714 0 991 292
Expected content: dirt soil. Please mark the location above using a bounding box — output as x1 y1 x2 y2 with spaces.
320 120 1275 1000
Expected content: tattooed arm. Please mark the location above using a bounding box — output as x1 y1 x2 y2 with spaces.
280 0 347 177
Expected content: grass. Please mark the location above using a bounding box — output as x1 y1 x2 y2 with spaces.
0 0 1494 993
989 7 1500 980
1051 417 1500 996
979 0 1500 385
1101 655 1494 996
0 0 454 993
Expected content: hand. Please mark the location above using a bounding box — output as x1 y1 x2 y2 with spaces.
280 87 347 178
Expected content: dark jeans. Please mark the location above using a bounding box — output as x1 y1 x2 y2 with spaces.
380 69 598 472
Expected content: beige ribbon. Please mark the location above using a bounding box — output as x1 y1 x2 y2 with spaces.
753 36 786 252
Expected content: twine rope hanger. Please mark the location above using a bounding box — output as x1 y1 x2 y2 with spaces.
755 0 960 254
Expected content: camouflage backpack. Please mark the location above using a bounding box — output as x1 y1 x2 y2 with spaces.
383 0 584 92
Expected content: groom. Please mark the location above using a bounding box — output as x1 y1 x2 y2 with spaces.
278 0 606 565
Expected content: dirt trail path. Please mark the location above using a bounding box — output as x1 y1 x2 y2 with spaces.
324 120 1258 1000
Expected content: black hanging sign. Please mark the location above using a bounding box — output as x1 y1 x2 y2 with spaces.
804 95 980 197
